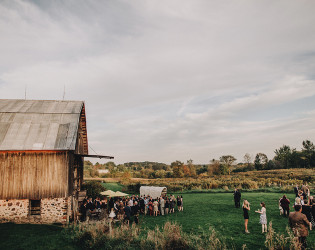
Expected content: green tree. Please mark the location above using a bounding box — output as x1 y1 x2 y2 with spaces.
302 140 315 168
274 145 293 169
187 159 196 177
254 153 268 170
243 153 252 167
171 160 184 178
208 159 221 175
219 155 236 175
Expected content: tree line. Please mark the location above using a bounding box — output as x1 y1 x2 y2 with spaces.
84 139 315 178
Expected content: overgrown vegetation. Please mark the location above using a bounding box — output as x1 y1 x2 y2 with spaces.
64 221 227 250
265 222 301 250
121 168 314 193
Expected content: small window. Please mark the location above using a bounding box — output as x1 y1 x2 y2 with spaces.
30 200 41 215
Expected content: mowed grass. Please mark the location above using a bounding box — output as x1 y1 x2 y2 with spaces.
101 182 124 192
0 223 74 250
139 192 315 249
0 192 314 249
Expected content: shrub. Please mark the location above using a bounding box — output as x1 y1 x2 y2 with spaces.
81 181 106 199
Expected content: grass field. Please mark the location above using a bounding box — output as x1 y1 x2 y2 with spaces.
101 182 124 192
140 192 315 249
0 192 314 249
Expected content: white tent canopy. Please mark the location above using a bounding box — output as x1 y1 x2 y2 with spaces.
140 186 167 199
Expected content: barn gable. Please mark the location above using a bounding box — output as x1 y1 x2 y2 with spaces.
0 99 88 154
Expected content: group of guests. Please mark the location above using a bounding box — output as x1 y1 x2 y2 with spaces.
241 200 267 234
279 184 314 218
239 184 314 249
79 194 184 225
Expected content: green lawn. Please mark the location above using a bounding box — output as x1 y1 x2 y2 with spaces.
101 182 124 192
139 192 315 249
0 223 74 249
0 192 314 249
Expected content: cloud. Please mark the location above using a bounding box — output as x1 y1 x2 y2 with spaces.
0 0 315 163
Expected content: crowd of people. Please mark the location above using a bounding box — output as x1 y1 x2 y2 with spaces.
238 184 314 249
79 184 313 249
79 194 184 225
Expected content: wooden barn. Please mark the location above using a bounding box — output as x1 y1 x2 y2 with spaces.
0 99 112 224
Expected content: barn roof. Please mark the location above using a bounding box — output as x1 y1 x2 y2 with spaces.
0 99 87 152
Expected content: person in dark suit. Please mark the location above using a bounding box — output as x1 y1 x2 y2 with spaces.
124 203 132 225
289 205 312 249
133 201 140 224
79 201 87 222
233 189 241 208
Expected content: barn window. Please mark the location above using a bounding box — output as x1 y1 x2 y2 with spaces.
30 200 41 215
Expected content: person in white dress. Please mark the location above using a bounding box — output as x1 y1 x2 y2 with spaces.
255 202 267 233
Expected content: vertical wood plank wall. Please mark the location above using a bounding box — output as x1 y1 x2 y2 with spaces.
0 151 70 199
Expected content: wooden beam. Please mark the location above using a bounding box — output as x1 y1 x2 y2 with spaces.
75 154 114 159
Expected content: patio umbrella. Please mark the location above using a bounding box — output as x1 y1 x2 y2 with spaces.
100 190 116 196
113 191 128 197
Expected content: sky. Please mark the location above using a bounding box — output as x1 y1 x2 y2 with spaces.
1 0 315 164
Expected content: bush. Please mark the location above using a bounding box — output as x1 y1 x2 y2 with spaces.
81 181 106 199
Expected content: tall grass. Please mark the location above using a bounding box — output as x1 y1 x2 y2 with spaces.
64 221 227 249
265 222 301 250
65 220 308 250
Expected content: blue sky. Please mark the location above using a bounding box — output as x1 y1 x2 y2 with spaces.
0 0 315 164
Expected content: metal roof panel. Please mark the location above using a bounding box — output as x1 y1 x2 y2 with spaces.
0 99 85 151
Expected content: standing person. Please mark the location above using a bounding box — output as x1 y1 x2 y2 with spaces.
289 205 312 250
233 189 241 208
133 201 140 224
160 196 165 215
153 199 159 216
118 201 125 220
144 197 149 215
128 197 134 207
243 200 250 234
139 197 145 214
255 202 267 233
95 197 101 212
148 199 153 216
294 185 299 197
301 184 309 200
171 197 176 213
280 195 290 217
278 197 284 215
79 201 87 222
177 196 181 211
165 197 170 215
169 197 173 213
180 195 183 211
108 197 114 213
124 203 132 225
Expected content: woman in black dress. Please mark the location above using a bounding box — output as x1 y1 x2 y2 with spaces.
243 199 250 233
177 196 181 211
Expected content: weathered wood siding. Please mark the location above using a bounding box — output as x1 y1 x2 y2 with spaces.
0 151 70 199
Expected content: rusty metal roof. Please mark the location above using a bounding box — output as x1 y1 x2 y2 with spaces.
0 99 85 151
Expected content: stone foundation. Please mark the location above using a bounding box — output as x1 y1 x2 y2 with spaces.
0 197 72 224
0 199 29 223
